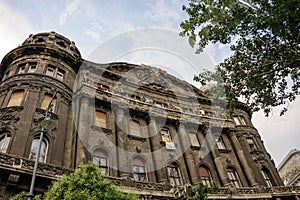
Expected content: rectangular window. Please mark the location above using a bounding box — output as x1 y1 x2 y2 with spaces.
189 132 200 147
233 116 247 125
95 111 107 128
215 136 226 150
246 138 257 151
129 120 140 136
233 116 240 125
46 67 55 76
18 65 26 74
7 91 24 107
161 129 171 142
41 95 56 111
56 70 64 81
28 65 37 73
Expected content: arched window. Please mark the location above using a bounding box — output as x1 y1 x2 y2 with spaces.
7 90 24 107
132 157 147 182
261 168 273 187
0 133 11 153
41 94 56 111
29 138 48 163
167 163 182 186
92 149 108 175
129 120 140 136
199 165 212 187
226 167 242 187
95 111 107 128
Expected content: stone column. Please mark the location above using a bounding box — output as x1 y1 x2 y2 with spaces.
177 122 199 184
147 116 167 183
204 126 230 186
229 131 259 186
75 95 90 166
115 106 130 177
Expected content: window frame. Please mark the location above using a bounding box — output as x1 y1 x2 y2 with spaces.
29 138 48 163
41 94 57 112
215 136 226 150
0 133 12 153
246 138 257 151
199 165 213 187
45 65 65 81
233 115 247 125
261 168 273 187
226 167 242 188
132 157 147 182
167 163 182 186
95 110 107 128
161 128 171 142
129 119 141 137
92 149 109 175
7 90 25 107
188 132 200 147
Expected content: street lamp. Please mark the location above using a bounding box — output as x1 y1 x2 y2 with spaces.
27 91 57 200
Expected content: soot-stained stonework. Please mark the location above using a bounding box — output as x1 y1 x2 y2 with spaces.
0 32 299 199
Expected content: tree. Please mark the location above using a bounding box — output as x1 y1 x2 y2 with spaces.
10 163 138 200
186 183 218 200
180 0 300 116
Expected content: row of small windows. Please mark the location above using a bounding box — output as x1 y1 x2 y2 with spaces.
95 110 253 151
3 63 65 82
5 93 257 153
6 90 56 111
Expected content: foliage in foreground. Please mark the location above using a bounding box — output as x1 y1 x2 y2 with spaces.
181 0 299 116
10 163 138 200
187 182 219 200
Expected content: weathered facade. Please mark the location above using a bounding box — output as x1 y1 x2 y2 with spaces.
0 32 299 199
278 149 300 186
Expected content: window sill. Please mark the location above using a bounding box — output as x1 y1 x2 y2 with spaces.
90 125 112 135
190 146 205 151
218 149 231 154
127 134 147 142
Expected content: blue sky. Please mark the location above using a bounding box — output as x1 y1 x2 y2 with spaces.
0 0 299 166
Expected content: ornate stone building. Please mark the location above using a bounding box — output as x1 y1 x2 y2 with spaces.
0 32 299 199
278 149 300 186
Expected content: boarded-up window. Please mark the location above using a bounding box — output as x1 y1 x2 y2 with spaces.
95 111 107 128
41 94 56 111
189 132 200 147
7 90 24 107
129 120 140 136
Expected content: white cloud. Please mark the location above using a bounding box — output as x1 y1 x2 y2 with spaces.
59 0 81 25
85 22 105 40
0 2 35 60
145 0 182 28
